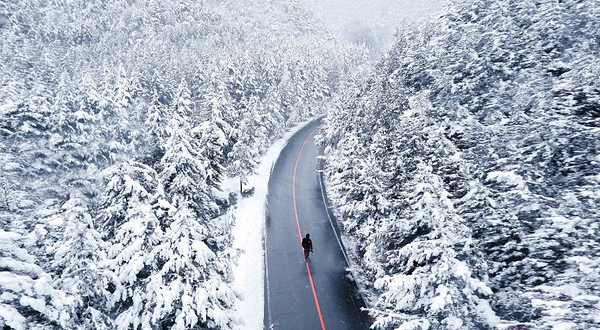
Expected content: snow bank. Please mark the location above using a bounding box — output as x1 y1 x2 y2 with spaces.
227 119 316 329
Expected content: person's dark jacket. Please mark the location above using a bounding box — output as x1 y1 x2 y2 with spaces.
302 237 313 251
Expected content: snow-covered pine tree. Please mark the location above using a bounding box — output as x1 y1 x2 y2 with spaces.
327 136 384 239
144 89 169 164
159 88 205 207
195 120 227 189
0 229 71 330
0 72 55 232
95 65 131 163
371 164 498 330
170 79 193 126
455 178 536 321
145 197 237 329
77 73 102 118
49 72 76 137
203 77 234 139
113 65 134 120
226 100 260 187
48 193 111 329
146 81 238 329
246 96 271 153
98 162 168 330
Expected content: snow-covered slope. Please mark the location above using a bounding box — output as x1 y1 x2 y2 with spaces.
321 0 600 328
0 0 367 328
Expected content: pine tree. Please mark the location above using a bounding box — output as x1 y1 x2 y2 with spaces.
0 229 72 330
50 193 112 329
147 83 238 329
226 102 260 186
145 198 237 329
144 89 169 164
371 165 498 330
98 162 167 330
195 120 227 188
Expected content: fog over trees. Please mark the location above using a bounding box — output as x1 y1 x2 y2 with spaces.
303 0 446 59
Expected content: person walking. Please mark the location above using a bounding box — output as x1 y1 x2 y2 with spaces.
301 233 313 262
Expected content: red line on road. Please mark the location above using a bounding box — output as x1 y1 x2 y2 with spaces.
293 125 326 330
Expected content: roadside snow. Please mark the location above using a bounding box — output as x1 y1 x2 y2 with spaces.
227 119 316 329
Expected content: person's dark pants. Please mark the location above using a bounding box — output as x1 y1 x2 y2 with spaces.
304 248 310 261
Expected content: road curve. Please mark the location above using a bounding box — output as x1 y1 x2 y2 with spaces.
264 119 368 330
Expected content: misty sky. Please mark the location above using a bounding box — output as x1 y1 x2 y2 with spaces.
303 0 447 55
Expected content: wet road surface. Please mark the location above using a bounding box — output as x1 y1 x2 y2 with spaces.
264 119 368 330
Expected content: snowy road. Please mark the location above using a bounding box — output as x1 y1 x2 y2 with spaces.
264 119 368 330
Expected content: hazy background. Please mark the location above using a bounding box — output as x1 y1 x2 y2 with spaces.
303 0 447 58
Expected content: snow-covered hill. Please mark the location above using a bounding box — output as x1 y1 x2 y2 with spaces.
0 0 366 328
321 0 600 328
2 0 598 329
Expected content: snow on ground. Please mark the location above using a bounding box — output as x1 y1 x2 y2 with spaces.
224 119 317 329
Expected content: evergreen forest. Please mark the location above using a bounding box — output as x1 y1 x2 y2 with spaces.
1 0 598 329
321 0 599 329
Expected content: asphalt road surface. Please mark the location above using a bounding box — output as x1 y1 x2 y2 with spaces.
264 119 368 330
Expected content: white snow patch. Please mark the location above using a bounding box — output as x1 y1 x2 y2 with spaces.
0 229 21 241
430 284 450 312
454 261 470 280
496 323 535 330
444 315 463 329
2 162 20 171
552 322 577 330
476 300 500 326
229 119 317 329
398 319 430 330
486 171 526 189
48 214 63 226
536 284 583 297
17 200 35 208
0 305 26 330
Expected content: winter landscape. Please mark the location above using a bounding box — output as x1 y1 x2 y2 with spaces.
1 0 599 329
